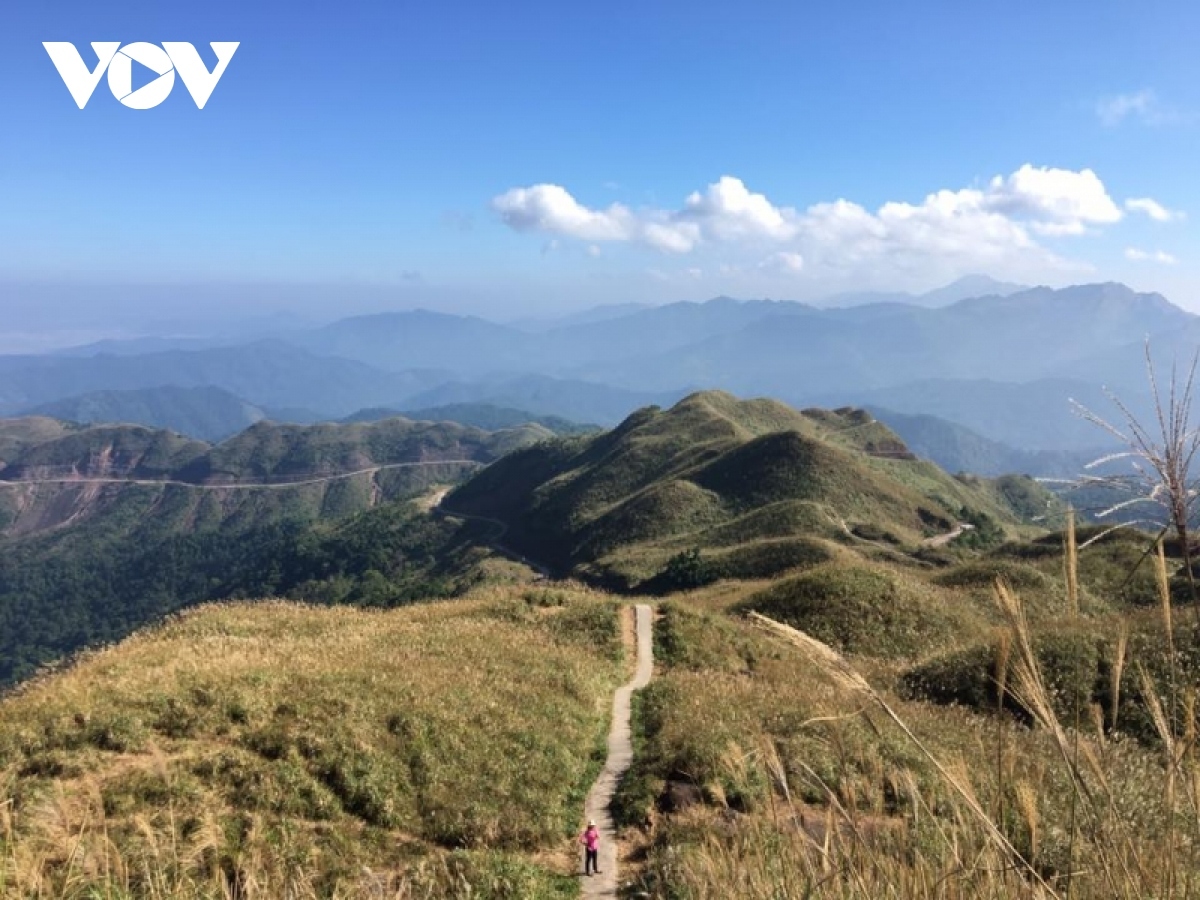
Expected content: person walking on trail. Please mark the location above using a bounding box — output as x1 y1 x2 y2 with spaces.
581 820 600 876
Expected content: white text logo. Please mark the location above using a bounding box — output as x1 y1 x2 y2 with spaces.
43 42 240 109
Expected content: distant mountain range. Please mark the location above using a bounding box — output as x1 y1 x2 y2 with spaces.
345 403 597 435
2 278 1191 474
0 341 450 417
25 385 267 442
868 408 1096 478
821 274 1028 309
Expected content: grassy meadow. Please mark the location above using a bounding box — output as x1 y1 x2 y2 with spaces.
612 520 1200 899
0 586 625 898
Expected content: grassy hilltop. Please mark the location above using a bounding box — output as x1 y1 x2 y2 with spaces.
447 391 1054 588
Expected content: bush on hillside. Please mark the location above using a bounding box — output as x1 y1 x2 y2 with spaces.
646 548 719 594
903 618 1200 744
933 560 1053 591
901 627 1102 724
739 564 968 657
710 538 834 580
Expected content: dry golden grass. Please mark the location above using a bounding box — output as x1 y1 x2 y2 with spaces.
621 533 1200 899
0 585 626 898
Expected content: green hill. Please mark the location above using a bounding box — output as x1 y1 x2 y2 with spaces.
0 417 550 685
1 422 210 480
446 391 1054 588
0 416 548 489
176 418 553 482
0 416 81 467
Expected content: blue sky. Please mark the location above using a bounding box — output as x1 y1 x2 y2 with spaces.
1 0 1198 334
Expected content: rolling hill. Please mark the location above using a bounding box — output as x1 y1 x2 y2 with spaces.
445 391 1055 588
0 416 81 466
0 386 1192 898
0 416 548 535
0 416 550 684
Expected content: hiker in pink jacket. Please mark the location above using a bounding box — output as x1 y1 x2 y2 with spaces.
580 819 600 875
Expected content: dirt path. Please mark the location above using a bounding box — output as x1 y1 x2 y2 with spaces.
581 604 653 897
921 522 975 548
0 460 484 491
435 500 553 578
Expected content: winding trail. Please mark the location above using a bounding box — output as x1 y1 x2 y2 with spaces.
582 604 653 897
435 500 553 578
921 521 975 548
0 459 484 491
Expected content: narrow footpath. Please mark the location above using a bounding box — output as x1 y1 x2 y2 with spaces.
582 604 654 898
435 500 553 577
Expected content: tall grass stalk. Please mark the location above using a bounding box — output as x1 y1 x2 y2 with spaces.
733 517 1200 899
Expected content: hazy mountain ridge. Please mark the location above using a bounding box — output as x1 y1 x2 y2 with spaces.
344 402 598 435
829 378 1125 453
398 374 688 426
869 407 1096 477
0 341 452 418
577 282 1189 396
822 273 1028 308
24 385 268 442
14 280 1187 467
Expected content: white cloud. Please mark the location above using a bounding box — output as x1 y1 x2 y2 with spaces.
587 244 602 257
1125 247 1178 264
640 221 700 253
1126 197 1184 222
679 176 800 241
492 183 702 253
493 166 1163 285
985 165 1122 235
1096 90 1186 127
1097 90 1157 126
762 251 805 273
492 184 636 243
